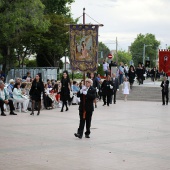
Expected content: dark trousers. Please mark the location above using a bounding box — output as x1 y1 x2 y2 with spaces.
77 111 93 136
103 95 111 106
61 99 68 111
0 99 15 112
110 90 116 103
162 91 169 104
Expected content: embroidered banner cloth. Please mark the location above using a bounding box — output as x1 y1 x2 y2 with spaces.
69 25 99 72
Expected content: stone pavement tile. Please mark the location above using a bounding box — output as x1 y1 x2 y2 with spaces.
0 100 170 170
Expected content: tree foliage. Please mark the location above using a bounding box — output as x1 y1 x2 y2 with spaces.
41 0 74 15
0 0 75 72
98 42 110 63
115 50 132 65
130 33 160 67
36 14 73 67
0 0 50 71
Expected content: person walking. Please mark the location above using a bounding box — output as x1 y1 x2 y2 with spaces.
136 63 144 85
60 71 71 112
74 79 96 139
103 60 109 77
89 73 99 108
29 74 44 116
111 73 119 104
161 76 169 105
122 77 130 101
128 65 136 89
118 62 124 85
101 75 114 106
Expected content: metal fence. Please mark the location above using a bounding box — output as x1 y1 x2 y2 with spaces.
6 67 59 83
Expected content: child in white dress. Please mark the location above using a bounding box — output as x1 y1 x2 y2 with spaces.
122 77 130 101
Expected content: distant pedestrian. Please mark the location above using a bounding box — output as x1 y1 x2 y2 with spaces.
60 71 71 112
161 76 169 105
103 60 109 77
89 73 99 108
101 75 114 106
128 65 136 89
111 73 119 104
122 77 130 101
136 63 144 85
118 62 124 85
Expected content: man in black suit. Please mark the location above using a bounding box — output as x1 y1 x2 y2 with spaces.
74 79 96 139
111 73 119 104
89 73 99 108
161 76 169 105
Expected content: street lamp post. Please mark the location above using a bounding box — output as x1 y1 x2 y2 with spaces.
143 44 152 65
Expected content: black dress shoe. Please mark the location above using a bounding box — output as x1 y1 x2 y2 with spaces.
65 108 68 111
103 104 106 106
162 103 165 105
1 112 6 116
166 103 168 105
10 112 17 115
30 112 34 115
37 111 40 116
74 133 82 139
85 135 90 138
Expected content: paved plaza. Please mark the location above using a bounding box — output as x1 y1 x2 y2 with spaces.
0 99 170 170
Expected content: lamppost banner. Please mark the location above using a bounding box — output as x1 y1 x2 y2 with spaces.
159 49 170 76
69 25 99 72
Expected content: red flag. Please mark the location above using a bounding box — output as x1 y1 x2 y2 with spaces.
159 49 170 76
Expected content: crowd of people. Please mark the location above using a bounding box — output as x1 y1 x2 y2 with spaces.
0 63 169 139
0 61 168 117
103 60 168 86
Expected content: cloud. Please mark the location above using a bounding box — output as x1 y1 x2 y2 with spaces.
71 0 170 50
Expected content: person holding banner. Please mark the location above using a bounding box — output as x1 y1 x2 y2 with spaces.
74 79 96 139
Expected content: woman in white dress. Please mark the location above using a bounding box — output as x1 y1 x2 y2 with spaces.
122 77 130 101
13 83 30 112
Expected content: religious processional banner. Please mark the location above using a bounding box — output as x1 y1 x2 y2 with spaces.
69 25 99 72
159 49 170 76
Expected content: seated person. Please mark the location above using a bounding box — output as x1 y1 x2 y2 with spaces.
7 79 15 98
12 82 29 113
43 84 53 109
0 81 17 116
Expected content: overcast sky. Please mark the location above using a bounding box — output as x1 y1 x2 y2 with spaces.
71 0 170 51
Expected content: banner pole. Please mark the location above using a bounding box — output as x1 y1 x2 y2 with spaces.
83 8 86 119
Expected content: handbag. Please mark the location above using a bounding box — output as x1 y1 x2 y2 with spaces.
21 95 28 100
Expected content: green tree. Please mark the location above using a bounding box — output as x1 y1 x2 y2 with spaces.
130 33 160 67
36 0 75 67
116 50 132 65
36 14 74 67
98 42 110 63
41 0 74 15
0 0 50 71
